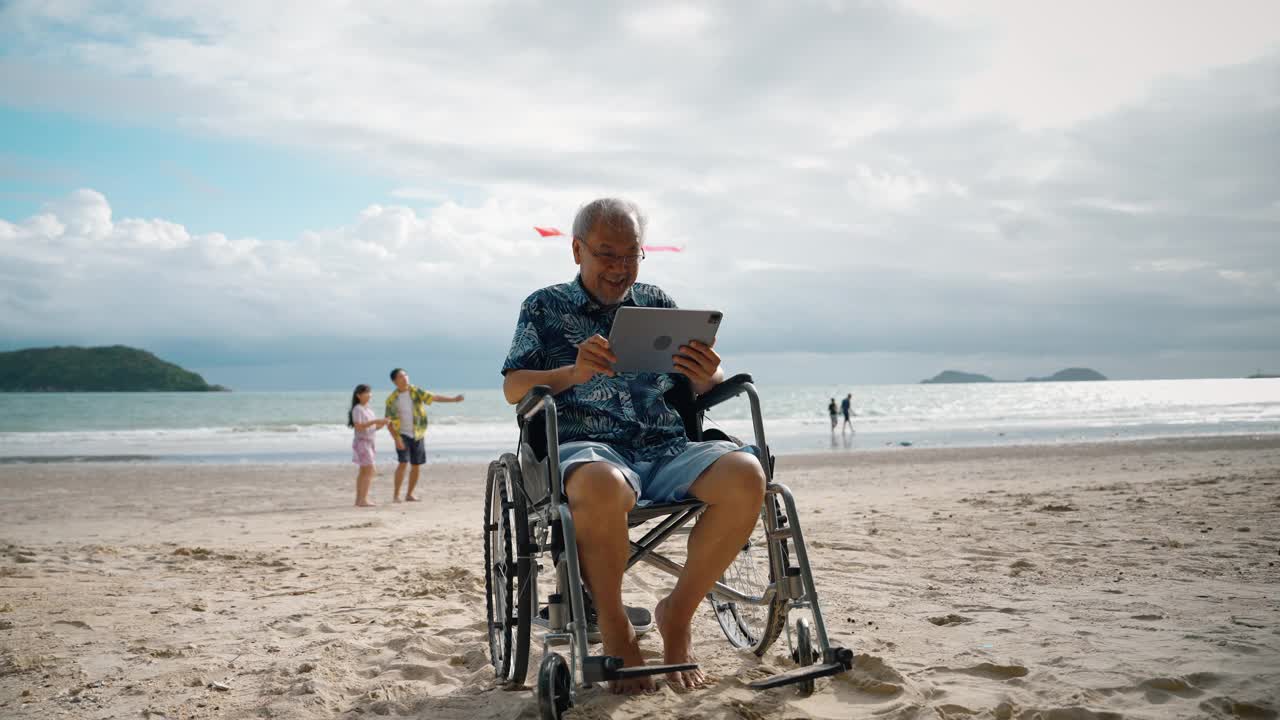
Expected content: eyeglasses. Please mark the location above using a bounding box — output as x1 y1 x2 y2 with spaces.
578 238 645 267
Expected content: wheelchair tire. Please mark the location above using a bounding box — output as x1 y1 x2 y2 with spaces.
484 455 532 687
708 495 788 656
793 617 816 697
536 652 573 720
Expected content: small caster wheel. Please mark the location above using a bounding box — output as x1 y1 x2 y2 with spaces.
537 652 573 719
794 618 815 697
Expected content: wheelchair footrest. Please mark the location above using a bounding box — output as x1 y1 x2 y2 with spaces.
749 646 854 690
582 655 697 684
612 662 697 680
748 661 847 690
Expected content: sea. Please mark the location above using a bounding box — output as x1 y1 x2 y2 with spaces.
1 379 1277 465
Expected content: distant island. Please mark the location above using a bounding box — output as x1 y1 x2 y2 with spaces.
1026 367 1108 382
0 345 228 392
1247 372 1279 379
921 370 995 384
921 367 1107 384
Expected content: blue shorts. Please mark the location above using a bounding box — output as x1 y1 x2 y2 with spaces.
395 434 427 465
559 440 760 506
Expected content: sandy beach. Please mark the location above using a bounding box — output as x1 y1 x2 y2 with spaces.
2 436 1278 719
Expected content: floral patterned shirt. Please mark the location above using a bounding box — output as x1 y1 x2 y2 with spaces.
502 275 688 461
383 386 434 440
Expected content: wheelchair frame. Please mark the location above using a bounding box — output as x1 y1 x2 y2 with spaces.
484 374 853 719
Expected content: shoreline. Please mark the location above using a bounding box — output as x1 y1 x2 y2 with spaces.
2 430 1279 467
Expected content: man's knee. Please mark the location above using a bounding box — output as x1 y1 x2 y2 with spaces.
565 462 636 515
697 452 766 508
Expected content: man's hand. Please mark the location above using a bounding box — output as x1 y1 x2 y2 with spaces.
395 436 405 451
673 340 721 393
571 334 617 384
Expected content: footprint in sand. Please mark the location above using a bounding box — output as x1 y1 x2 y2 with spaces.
1198 697 1278 719
927 614 972 626
835 653 906 695
1139 676 1205 699
934 662 1029 680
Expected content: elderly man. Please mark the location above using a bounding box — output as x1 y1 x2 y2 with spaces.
501 198 766 693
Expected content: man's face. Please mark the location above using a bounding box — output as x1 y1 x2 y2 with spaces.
573 215 642 306
394 372 409 391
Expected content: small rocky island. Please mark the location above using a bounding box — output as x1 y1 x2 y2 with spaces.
921 367 1108 384
0 345 227 392
1026 367 1108 382
920 370 995 384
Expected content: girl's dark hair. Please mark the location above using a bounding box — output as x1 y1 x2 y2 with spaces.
348 384 372 427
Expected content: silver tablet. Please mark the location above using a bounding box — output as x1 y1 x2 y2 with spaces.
607 307 723 374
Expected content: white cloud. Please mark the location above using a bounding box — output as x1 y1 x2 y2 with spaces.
848 164 932 212
0 189 582 342
623 4 713 40
1134 258 1211 274
901 0 1280 127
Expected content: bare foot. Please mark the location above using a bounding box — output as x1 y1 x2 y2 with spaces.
355 500 376 507
598 607 655 695
392 496 402 503
405 494 419 502
655 596 706 689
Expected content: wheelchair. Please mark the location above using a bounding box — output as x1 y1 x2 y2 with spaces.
483 373 853 719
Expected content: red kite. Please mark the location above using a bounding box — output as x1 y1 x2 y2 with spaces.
533 227 684 252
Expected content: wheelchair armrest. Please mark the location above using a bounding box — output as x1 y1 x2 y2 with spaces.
516 385 553 421
695 373 755 412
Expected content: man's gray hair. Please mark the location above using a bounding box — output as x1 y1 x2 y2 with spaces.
571 198 647 242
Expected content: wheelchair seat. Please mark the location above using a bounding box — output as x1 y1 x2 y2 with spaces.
626 497 703 526
514 373 743 514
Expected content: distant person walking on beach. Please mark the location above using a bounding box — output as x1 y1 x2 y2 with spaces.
348 384 389 507
385 368 465 502
828 398 838 431
841 393 854 432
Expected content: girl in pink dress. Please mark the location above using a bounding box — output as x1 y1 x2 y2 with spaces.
348 384 389 507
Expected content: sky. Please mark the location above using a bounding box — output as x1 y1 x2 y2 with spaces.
1 0 1278 390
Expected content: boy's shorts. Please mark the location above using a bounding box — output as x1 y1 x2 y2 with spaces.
559 439 759 506
396 434 427 465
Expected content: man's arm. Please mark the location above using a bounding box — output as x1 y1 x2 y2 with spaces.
433 394 466 403
384 397 404 447
695 366 726 396
503 366 579 405
502 335 617 404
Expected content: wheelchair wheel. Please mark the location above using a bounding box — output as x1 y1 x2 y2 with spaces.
536 652 573 720
484 455 531 687
708 496 788 656
792 617 816 697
